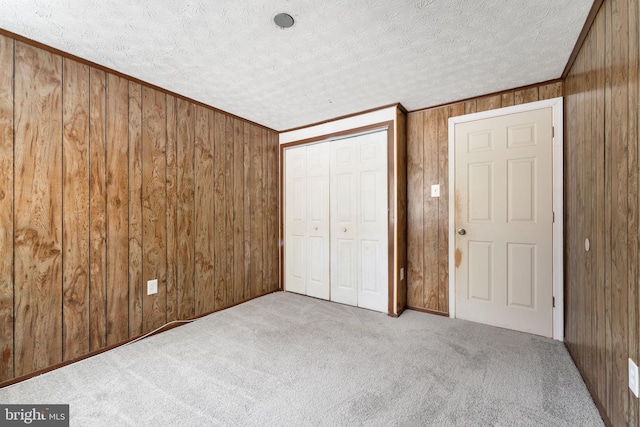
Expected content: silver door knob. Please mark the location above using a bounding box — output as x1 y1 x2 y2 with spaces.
314 226 318 230
457 228 466 235
343 227 347 232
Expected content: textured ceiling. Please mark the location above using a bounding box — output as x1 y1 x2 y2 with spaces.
0 0 592 131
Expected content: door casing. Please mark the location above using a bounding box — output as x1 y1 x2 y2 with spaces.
448 97 564 341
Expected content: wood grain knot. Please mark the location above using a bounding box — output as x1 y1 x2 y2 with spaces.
0 189 4 200
15 228 62 259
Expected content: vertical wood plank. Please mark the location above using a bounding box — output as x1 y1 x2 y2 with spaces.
260 129 269 294
141 87 167 333
464 101 477 115
213 112 227 309
194 106 214 315
476 95 501 112
243 123 252 300
250 125 264 298
627 0 639 424
233 120 246 304
165 95 178 323
603 0 614 414
583 34 594 379
89 67 107 351
438 106 455 312
262 129 270 294
564 70 575 347
565 67 576 348
176 99 195 319
501 92 515 107
573 36 584 375
0 34 13 381
423 110 439 311
269 131 279 291
224 116 235 303
594 5 607 409
128 82 143 337
406 112 424 308
448 103 465 119
270 130 279 292
514 87 539 104
539 82 563 100
610 0 629 423
14 43 63 376
105 73 129 345
591 27 600 398
62 58 90 361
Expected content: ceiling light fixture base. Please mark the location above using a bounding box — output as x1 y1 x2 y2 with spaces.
274 13 294 29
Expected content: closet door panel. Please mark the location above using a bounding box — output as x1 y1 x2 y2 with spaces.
305 143 330 299
355 132 388 312
285 146 307 294
331 139 358 306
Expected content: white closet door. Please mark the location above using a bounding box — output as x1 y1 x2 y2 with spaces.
305 143 330 299
330 137 359 306
285 146 307 295
355 131 388 312
330 131 388 312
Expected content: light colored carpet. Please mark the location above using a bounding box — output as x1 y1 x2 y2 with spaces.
0 291 603 426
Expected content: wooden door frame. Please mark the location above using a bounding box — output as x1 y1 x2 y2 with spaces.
447 97 564 340
279 122 396 315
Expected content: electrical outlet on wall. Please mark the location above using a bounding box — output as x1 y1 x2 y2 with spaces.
630 358 639 398
431 184 440 198
147 279 158 296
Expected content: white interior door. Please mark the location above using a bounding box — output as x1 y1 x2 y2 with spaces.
330 131 388 312
454 108 553 337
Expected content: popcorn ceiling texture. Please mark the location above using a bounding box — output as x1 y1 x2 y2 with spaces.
0 0 592 130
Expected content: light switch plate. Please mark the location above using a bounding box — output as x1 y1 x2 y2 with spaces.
431 184 440 198
147 279 158 296
630 358 639 398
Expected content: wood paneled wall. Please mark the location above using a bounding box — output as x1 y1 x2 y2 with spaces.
396 109 408 313
406 81 562 315
564 0 639 425
0 35 279 383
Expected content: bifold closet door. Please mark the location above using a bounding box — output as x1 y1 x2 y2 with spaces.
330 131 388 312
284 144 330 299
305 143 330 299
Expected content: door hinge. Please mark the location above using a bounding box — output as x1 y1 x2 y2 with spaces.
553 211 555 223
552 126 555 138
553 296 556 308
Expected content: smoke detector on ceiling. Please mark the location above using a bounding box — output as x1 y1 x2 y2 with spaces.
274 13 294 29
